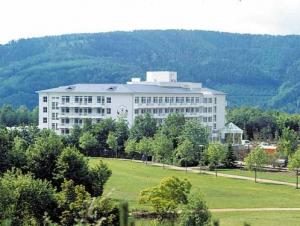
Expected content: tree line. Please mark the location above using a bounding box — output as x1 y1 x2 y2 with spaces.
227 107 300 140
0 105 38 127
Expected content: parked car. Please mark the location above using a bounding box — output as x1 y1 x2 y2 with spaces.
242 140 251 145
259 142 269 148
242 140 252 148
275 159 288 167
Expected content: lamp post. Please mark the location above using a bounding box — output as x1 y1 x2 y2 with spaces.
199 144 204 173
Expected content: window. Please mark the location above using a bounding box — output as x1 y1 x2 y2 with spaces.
203 98 208 103
165 97 169 103
52 123 55 129
141 97 146 104
65 118 70 124
176 108 180 113
43 117 47 123
186 108 190 113
195 97 200 103
106 97 111 103
158 108 163 114
147 97 151 104
165 108 169 113
213 115 217 122
134 109 139 114
158 97 163 103
214 97 217 104
208 107 212 113
208 98 213 103
107 108 111 114
170 97 174 104
203 107 208 113
203 117 207 122
61 129 70 134
88 108 92 114
43 96 47 102
153 109 157 114
52 113 55 120
75 96 83 104
88 96 92 103
213 123 217 130
180 97 184 103
43 107 47 113
170 108 174 113
208 117 212 122
191 97 195 103
141 109 145 114
176 97 180 103
75 118 82 124
62 96 70 103
97 96 105 104
214 106 217 113
153 97 158 103
186 97 190 103
135 97 139 104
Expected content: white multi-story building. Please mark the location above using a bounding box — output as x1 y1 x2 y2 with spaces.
37 71 226 139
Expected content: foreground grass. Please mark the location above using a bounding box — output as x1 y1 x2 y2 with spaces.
213 211 300 226
218 168 297 184
89 158 300 210
135 211 300 226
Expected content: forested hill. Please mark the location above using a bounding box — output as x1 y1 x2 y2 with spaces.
1 30 300 112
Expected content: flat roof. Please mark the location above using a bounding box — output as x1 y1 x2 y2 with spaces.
37 83 226 95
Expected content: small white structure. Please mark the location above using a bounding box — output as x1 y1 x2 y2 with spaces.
37 71 226 138
220 122 243 144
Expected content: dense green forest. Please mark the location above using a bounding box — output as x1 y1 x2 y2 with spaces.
1 30 300 111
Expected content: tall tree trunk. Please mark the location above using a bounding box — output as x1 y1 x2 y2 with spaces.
254 168 257 183
296 170 299 189
185 159 187 173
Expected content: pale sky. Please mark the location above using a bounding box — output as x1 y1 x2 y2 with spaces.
0 0 300 44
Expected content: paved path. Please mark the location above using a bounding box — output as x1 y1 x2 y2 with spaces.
210 208 300 212
126 159 297 188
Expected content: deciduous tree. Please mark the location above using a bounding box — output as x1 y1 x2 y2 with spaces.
139 176 191 216
288 148 300 189
244 147 268 183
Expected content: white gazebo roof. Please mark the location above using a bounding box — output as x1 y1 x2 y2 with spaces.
221 122 243 134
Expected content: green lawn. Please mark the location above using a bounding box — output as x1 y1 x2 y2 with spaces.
212 211 300 226
89 158 300 210
218 168 297 184
135 212 300 226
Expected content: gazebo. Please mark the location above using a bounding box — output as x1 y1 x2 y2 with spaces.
220 122 243 144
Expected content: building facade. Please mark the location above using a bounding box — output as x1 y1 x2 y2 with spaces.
37 71 226 139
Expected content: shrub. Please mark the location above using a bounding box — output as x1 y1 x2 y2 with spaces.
180 193 211 226
0 169 57 225
139 176 191 216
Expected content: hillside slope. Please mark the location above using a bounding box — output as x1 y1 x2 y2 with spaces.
0 30 300 112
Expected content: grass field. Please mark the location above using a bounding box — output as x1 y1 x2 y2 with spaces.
212 211 300 226
218 168 297 184
89 158 300 225
135 212 300 226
